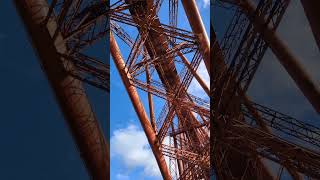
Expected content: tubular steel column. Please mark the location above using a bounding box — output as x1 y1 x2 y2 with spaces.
181 0 210 74
14 1 108 179
239 0 320 114
146 65 157 132
300 0 320 51
211 24 302 180
110 32 172 180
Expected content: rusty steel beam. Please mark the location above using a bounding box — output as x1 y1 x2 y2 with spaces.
212 2 319 178
237 0 320 114
300 0 320 51
212 25 275 180
127 0 205 135
178 52 210 95
211 24 302 180
14 1 108 179
171 125 184 177
111 1 210 178
116 1 209 178
146 64 157 132
181 0 210 74
110 32 172 180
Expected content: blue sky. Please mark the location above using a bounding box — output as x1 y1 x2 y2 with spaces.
1 0 318 179
0 1 107 179
213 1 320 179
110 1 210 179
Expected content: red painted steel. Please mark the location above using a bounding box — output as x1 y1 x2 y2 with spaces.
14 0 109 179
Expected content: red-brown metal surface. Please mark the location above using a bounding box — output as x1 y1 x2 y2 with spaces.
110 32 172 179
15 0 320 179
178 52 210 95
181 0 210 74
110 0 320 179
237 0 320 114
212 0 320 179
300 0 320 51
110 0 210 179
211 27 275 180
14 0 108 179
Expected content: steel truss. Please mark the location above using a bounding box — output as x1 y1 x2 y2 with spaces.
47 0 110 91
110 0 210 179
212 0 320 179
15 0 109 179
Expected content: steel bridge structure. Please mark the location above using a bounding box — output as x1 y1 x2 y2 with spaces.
14 0 109 179
13 0 320 179
212 0 320 179
110 0 210 179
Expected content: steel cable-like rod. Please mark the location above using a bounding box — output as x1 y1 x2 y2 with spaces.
236 0 320 114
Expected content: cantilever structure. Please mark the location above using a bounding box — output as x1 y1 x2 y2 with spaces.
110 0 210 180
13 0 320 179
212 0 320 179
111 0 320 179
14 0 109 179
110 0 210 179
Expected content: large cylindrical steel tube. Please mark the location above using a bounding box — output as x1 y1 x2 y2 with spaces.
110 32 172 180
239 0 320 114
300 0 320 51
14 1 108 179
181 0 210 75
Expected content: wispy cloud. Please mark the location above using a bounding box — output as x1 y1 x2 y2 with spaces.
203 0 210 8
196 0 210 9
116 173 130 180
188 61 209 99
111 124 161 177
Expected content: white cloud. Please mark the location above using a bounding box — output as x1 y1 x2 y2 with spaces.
203 0 210 8
196 0 210 9
116 173 130 180
188 61 210 99
111 124 161 177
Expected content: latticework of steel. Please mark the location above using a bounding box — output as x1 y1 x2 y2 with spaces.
110 0 210 179
212 0 320 179
15 0 109 179
13 0 320 179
